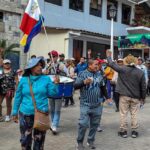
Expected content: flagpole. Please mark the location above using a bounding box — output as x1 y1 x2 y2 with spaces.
36 0 57 74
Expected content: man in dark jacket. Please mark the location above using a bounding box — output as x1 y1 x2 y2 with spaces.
106 50 146 138
74 59 106 150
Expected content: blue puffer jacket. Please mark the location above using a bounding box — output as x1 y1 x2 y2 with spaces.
12 75 58 115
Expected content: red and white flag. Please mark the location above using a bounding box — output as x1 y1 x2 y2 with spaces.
20 0 41 35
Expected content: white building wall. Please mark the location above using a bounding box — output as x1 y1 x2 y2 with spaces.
30 31 68 59
38 0 134 36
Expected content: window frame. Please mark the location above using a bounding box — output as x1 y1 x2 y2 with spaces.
69 0 84 12
107 0 118 22
44 0 62 6
90 0 103 17
121 3 131 25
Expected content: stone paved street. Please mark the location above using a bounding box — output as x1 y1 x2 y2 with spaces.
0 91 150 150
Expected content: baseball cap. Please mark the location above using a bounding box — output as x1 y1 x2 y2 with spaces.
3 59 11 64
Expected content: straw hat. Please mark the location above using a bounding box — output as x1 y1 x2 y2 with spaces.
123 54 138 66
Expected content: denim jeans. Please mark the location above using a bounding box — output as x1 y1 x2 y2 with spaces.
77 105 101 144
98 103 103 127
49 99 62 128
106 80 111 98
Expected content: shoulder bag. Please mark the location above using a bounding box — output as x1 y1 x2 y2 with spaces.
28 78 50 131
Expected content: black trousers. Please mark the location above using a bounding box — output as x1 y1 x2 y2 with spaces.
64 96 74 106
113 85 120 110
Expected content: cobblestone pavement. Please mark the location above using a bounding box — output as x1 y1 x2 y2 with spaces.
0 91 150 150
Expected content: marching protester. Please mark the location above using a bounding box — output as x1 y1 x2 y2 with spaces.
111 58 124 112
96 58 110 132
146 59 150 95
74 59 106 150
74 57 87 76
47 50 65 134
63 59 75 107
106 50 146 138
12 57 59 149
0 59 16 122
104 62 114 102
137 57 148 85
16 69 23 87
46 50 66 76
59 53 65 64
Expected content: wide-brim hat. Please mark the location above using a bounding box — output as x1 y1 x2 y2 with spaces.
25 56 45 70
123 54 138 66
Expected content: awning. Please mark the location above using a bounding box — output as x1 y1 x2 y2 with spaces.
126 26 150 34
127 0 149 5
118 33 150 49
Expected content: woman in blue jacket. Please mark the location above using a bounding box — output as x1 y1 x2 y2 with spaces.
12 57 59 150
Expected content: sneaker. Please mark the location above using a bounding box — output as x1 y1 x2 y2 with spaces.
97 126 103 132
87 142 96 149
131 131 138 138
118 131 128 138
51 126 58 135
5 116 11 122
76 143 85 150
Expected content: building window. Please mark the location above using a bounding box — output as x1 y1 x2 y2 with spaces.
44 0 62 6
90 0 102 17
73 39 83 62
0 12 3 22
107 0 118 22
122 4 131 25
69 0 84 12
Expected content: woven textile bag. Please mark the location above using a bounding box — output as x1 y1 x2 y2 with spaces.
28 78 50 131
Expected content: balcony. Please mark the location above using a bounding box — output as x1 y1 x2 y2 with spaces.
0 22 5 32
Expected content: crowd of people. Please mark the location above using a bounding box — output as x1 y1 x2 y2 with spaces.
0 49 148 150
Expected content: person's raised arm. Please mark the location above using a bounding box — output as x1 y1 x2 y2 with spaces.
106 50 124 73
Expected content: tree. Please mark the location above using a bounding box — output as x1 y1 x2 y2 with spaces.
0 39 20 59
